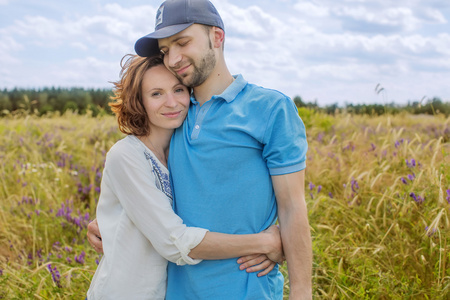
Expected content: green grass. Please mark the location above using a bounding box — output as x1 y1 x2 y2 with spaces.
0 111 448 299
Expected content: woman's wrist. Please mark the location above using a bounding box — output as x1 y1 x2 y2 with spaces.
257 231 275 255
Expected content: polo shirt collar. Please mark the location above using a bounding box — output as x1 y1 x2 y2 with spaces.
190 74 247 104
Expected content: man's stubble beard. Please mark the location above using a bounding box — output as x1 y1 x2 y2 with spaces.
178 47 216 88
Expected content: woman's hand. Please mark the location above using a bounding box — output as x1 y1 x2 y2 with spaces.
236 224 285 277
263 224 284 264
237 254 278 277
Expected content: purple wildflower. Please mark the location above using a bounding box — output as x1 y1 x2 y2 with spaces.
395 139 404 148
418 195 424 203
317 185 322 193
0 269 3 276
343 143 355 151
37 249 43 260
328 192 333 198
351 178 359 193
425 226 437 237
317 133 324 143
47 264 61 287
370 143 376 151
401 177 408 184
446 189 450 204
309 182 315 191
74 251 86 265
407 174 415 181
406 158 417 168
410 192 424 204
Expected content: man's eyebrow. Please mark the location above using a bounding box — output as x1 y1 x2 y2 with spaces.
160 35 190 48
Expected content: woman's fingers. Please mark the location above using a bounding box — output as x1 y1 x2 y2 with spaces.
238 254 266 270
237 254 259 264
256 261 276 277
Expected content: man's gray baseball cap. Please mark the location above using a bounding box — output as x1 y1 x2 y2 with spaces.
135 0 224 57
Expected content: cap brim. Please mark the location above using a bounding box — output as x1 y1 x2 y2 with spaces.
134 23 194 57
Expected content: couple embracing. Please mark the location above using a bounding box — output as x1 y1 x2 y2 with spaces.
86 0 312 299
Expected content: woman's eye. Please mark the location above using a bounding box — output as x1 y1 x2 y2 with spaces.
175 88 186 93
160 49 168 55
152 92 161 97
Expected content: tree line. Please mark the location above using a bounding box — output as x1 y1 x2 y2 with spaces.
0 87 113 117
0 87 448 117
293 96 449 116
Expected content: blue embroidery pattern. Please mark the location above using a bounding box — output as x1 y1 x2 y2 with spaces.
144 151 173 201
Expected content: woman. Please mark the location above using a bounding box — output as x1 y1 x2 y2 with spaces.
86 55 283 299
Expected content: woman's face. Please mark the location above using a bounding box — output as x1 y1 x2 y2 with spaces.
141 64 190 133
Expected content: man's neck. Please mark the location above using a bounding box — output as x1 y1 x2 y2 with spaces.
193 64 234 106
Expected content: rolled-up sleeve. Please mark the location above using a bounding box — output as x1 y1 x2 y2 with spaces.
104 141 209 265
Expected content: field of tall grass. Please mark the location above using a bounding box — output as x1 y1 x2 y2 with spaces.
0 110 449 299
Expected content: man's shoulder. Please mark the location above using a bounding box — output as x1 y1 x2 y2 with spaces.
238 82 296 115
242 81 292 103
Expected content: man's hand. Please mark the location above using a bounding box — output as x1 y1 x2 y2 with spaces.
87 219 104 254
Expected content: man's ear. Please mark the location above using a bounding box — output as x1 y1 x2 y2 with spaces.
212 27 225 49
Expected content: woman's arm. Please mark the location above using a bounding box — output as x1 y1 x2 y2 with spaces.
189 225 283 263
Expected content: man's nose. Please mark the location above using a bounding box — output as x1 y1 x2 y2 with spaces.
167 48 182 68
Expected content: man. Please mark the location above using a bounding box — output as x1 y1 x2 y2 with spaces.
88 0 312 298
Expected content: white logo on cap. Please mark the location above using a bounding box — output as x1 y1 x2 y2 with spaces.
155 5 164 27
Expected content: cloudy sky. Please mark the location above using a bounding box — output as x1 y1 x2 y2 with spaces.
1 0 449 106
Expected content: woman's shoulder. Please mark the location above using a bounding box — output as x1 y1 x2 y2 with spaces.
105 135 145 165
108 135 139 153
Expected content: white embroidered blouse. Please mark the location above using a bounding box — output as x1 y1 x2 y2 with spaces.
87 135 208 300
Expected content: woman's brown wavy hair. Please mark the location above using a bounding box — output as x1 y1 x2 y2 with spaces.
109 54 164 137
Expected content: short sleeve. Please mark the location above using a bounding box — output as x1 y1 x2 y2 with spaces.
262 96 308 175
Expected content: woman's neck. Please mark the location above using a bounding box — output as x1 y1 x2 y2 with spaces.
139 128 173 167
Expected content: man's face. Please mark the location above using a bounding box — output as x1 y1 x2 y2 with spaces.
158 24 216 88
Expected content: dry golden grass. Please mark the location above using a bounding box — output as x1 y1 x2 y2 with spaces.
0 111 448 299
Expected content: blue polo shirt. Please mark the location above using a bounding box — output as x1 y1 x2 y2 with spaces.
166 75 308 299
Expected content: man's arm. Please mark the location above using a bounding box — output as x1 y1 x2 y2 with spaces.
272 169 312 299
87 219 103 253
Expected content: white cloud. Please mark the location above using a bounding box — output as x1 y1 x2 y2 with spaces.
0 34 22 65
61 56 119 86
416 8 447 23
216 2 283 38
0 0 449 104
294 2 330 17
294 0 448 34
